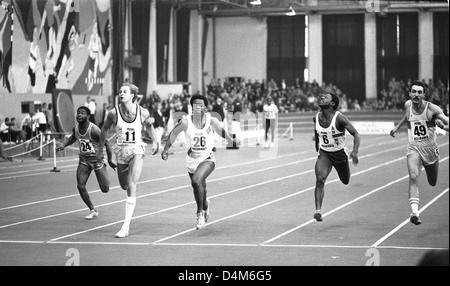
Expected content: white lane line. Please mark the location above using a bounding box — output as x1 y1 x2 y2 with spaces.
0 156 312 230
262 156 449 245
155 155 411 244
52 144 446 242
0 240 446 252
371 187 449 248
0 138 406 211
0 151 307 211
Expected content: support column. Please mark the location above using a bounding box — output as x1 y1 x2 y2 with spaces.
188 10 203 94
418 11 433 81
365 12 377 102
308 14 322 85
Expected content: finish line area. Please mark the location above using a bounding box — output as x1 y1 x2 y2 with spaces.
0 111 448 266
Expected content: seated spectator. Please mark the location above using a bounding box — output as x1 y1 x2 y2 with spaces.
0 117 9 142
8 117 26 143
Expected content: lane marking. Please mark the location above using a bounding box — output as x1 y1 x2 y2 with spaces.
371 187 449 248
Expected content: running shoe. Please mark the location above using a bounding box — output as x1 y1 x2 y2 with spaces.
410 213 422 225
84 209 99 220
115 227 129 238
196 212 206 230
314 212 323 222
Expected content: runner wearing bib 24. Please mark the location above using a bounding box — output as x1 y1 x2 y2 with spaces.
56 106 116 221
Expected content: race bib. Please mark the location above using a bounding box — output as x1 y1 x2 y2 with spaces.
411 120 429 141
79 139 95 155
117 128 136 144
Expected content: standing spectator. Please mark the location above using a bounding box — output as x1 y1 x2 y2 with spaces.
151 102 165 145
211 97 226 150
84 96 97 124
46 103 55 132
0 117 9 142
20 112 35 140
263 96 279 148
33 108 48 135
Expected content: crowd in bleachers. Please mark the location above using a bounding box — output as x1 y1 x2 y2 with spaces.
375 77 449 115
2 77 448 146
0 103 54 144
136 77 449 124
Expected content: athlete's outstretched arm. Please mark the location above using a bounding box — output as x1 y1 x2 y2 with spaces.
431 104 450 132
91 124 116 170
390 100 410 137
99 108 116 161
56 128 76 152
161 117 188 160
142 108 159 155
339 115 360 166
313 116 319 152
211 117 237 145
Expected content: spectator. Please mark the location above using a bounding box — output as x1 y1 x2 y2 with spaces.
0 117 9 142
33 108 48 134
84 96 97 124
20 112 35 140
46 103 55 132
9 117 26 143
151 102 165 145
352 100 361 111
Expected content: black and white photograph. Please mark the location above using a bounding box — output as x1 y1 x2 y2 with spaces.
0 0 448 271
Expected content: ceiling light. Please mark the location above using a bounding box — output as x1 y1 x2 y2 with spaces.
286 5 296 16
250 0 261 5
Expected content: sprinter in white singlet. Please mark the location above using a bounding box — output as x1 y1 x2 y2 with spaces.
161 95 239 230
100 83 160 238
390 80 449 225
312 93 360 222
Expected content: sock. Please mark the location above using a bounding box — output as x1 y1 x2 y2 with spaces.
409 198 419 214
315 209 321 213
123 196 136 229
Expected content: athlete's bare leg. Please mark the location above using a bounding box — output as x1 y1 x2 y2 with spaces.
424 161 439 187
94 165 110 193
314 155 333 212
190 161 215 214
76 163 95 210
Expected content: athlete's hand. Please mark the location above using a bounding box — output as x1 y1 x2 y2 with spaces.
349 150 359 166
389 128 397 137
108 159 117 171
435 119 444 129
151 142 159 155
56 146 65 152
161 149 169 160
